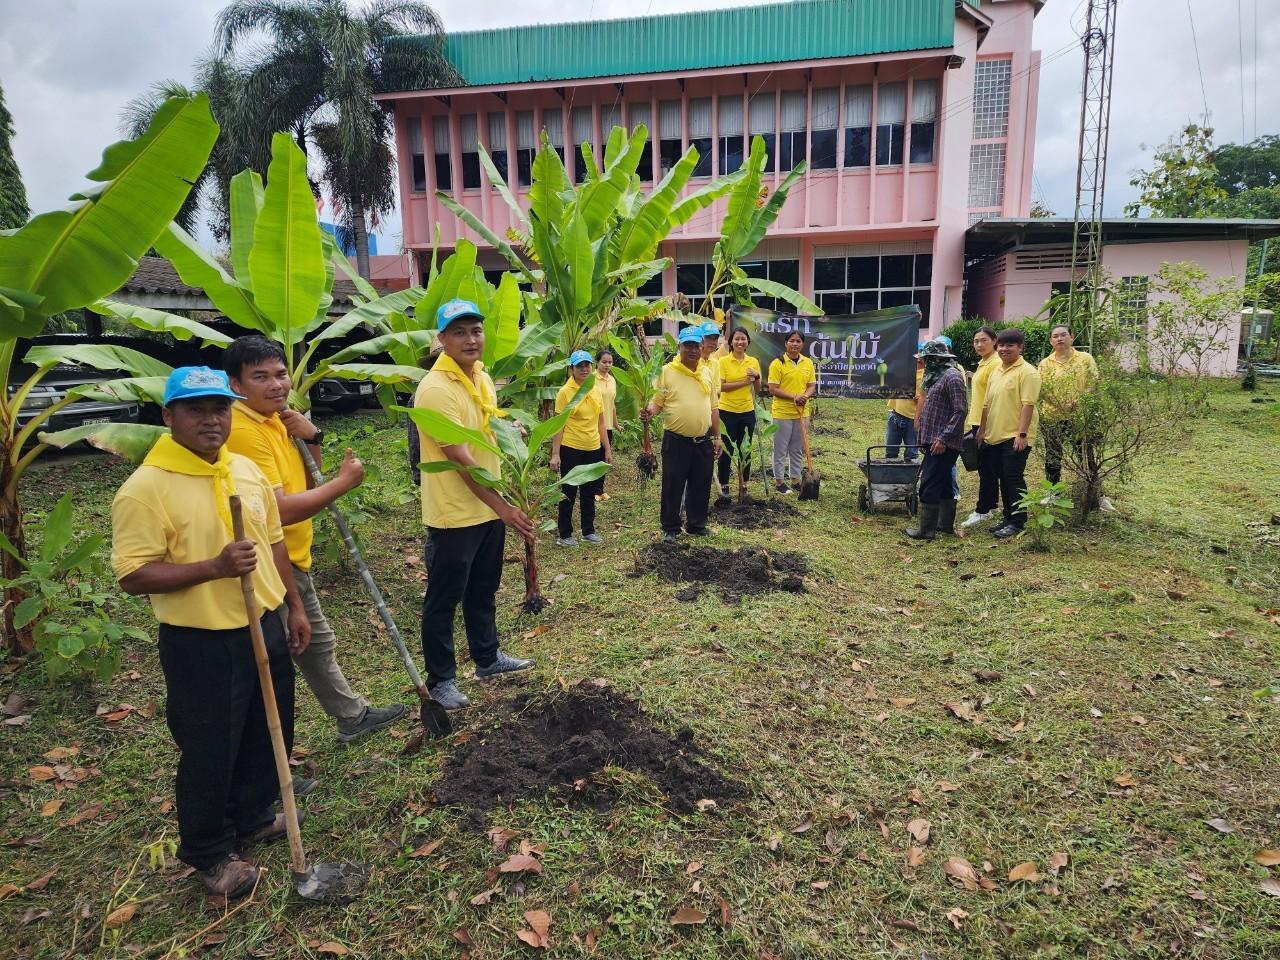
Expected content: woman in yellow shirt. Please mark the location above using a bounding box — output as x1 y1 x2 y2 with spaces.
594 348 618 502
550 351 612 546
767 330 817 494
716 326 762 498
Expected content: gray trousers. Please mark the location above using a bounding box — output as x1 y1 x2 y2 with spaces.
772 417 807 482
281 566 369 722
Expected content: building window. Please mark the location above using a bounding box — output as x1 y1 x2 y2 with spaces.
487 113 508 183
629 102 653 180
973 59 1012 140
718 96 744 175
1117 276 1149 331
600 104 621 141
542 108 565 165
659 100 683 175
515 111 536 187
779 91 806 172
407 117 426 193
571 106 593 183
843 85 872 168
812 246 933 323
748 94 775 171
968 142 1006 207
810 88 838 170
739 257 800 312
638 272 665 336
432 116 451 192
875 82 906 166
459 114 481 189
910 79 938 165
676 261 711 316
688 98 712 177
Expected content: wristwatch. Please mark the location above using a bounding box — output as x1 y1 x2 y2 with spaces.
1017 432 1027 438
310 429 325 445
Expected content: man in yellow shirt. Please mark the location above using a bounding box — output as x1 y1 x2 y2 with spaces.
961 325 1002 528
112 367 310 901
698 321 725 392
224 337 406 743
885 342 927 461
642 325 721 541
1037 323 1101 489
978 328 1042 538
767 329 817 493
415 299 537 711
550 350 612 546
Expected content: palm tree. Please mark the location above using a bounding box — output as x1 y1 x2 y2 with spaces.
214 0 458 277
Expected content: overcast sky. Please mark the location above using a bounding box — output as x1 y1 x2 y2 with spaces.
2 0 1275 249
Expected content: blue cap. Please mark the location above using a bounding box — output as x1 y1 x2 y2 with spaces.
937 334 953 348
678 326 704 344
163 366 244 406
568 349 592 367
699 321 721 338
436 298 484 331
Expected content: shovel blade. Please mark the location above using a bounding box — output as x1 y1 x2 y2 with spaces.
420 697 453 737
294 862 370 904
798 468 821 500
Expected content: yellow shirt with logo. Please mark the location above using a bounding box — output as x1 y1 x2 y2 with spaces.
1037 349 1099 419
967 353 1000 429
555 380 604 451
983 357 1041 445
888 368 924 419
698 355 723 399
111 453 286 630
767 355 817 420
414 355 503 529
717 353 761 414
596 371 618 429
226 403 313 571
652 360 715 438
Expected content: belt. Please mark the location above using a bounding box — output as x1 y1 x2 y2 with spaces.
667 430 712 444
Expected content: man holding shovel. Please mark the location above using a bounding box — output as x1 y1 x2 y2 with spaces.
415 299 538 711
111 367 311 900
224 337 407 743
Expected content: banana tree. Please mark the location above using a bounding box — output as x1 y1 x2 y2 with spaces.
0 94 217 651
401 377 607 613
607 330 672 479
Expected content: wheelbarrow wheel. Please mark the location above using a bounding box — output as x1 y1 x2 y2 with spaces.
858 483 870 513
907 491 918 517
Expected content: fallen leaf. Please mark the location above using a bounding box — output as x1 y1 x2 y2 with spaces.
517 909 552 949
946 906 970 930
888 697 917 708
1166 589 1188 601
791 816 815 834
2 692 33 716
958 572 977 581
1021 684 1037 698
40 799 63 818
944 701 978 722
104 903 136 928
1129 715 1148 726
907 819 931 844
410 839 443 858
517 929 548 949
488 826 520 853
25 869 55 892
42 746 79 761
498 853 543 875
315 943 349 956
522 625 551 641
453 929 475 946
891 918 920 932
1048 851 1069 875
20 907 51 926
1188 889 1209 901
1089 707 1103 719
470 885 500 906
988 570 1004 578
1113 773 1137 788
695 798 717 812
974 669 1002 683
671 906 707 925
1008 861 1040 883
63 803 103 827
0 883 19 901
139 698 157 720
28 766 57 782
937 780 960 793
943 857 980 890
906 846 927 868
550 573 568 584
1260 878 1280 898
810 880 831 890
685 861 702 874
2 714 31 726
717 896 731 927
906 787 924 804
1204 818 1234 834
1255 849 1280 867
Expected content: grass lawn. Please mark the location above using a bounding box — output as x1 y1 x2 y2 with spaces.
2 381 1279 959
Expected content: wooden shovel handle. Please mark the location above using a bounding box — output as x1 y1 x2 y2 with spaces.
796 403 814 472
230 495 307 876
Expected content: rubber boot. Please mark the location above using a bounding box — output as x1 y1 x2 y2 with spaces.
903 503 939 541
936 499 958 536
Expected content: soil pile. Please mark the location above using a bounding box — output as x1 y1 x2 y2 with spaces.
636 541 808 601
710 496 800 530
433 684 741 826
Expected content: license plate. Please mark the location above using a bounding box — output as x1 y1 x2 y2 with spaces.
358 384 374 395
80 417 111 426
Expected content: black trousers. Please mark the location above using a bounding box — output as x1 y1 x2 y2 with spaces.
975 434 1002 513
919 447 961 505
158 611 293 871
661 431 714 534
558 444 604 537
422 519 505 687
1043 421 1067 485
989 439 1032 527
717 410 756 486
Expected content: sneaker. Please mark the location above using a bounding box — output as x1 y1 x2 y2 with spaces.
719 483 731 497
239 808 306 849
336 703 407 743
686 527 709 536
663 532 679 544
429 680 471 711
582 533 604 544
776 483 792 495
1098 496 1116 513
992 523 1023 540
475 650 535 680
197 854 257 900
555 536 579 547
961 510 994 528
292 776 318 798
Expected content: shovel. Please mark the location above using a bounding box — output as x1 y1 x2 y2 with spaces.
796 403 820 500
294 439 451 739
229 495 369 904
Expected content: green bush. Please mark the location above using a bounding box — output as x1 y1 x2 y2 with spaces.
941 316 1052 369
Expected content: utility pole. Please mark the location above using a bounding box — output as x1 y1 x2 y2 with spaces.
1068 0 1119 345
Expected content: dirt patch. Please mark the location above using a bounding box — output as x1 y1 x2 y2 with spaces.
635 541 808 602
432 684 742 827
710 496 801 530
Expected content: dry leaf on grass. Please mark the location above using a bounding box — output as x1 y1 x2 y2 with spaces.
1204 818 1234 834
43 746 79 761
498 853 543 875
28 766 57 782
40 799 63 817
944 701 978 722
907 819 931 844
946 907 970 930
937 780 960 793
0 883 20 901
470 885 500 906
685 862 702 874
973 670 1002 683
671 906 707 925
453 929 475 946
25 870 55 892
488 826 520 853
810 880 831 890
888 697 917 708
1113 773 1137 788
104 903 136 929
410 839 443 858
791 815 815 834
1260 878 1280 898
1008 861 1040 883
1255 849 1280 867
315 943 349 956
1129 715 1148 726
517 910 552 949
1048 851 1070 875
522 625 551 641
943 857 980 890
906 846 927 868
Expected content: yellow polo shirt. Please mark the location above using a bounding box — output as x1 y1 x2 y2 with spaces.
555 380 604 451
767 355 816 420
698 355 723 398
111 453 286 630
983 357 1041 445
596 371 618 429
717 353 761 414
652 360 715 438
888 368 924 419
226 403 313 571
967 353 999 429
1038 349 1099 419
414 355 503 529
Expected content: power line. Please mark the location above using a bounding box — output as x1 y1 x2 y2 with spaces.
1237 0 1247 141
1185 0 1210 124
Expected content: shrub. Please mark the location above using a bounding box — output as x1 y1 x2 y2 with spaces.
1015 479 1074 551
940 316 1051 369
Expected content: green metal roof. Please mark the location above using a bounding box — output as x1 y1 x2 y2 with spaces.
391 0 957 90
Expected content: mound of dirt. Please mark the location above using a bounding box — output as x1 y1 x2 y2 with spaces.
636 540 808 601
710 496 800 530
432 684 742 826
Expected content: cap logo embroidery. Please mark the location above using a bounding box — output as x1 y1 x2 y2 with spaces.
181 369 225 389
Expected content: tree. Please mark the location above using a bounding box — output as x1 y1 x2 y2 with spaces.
213 0 459 278
1124 124 1227 218
1142 261 1243 379
0 81 29 230
1028 200 1056 218
1214 135 1280 193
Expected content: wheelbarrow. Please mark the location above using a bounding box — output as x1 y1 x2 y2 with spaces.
856 445 922 516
